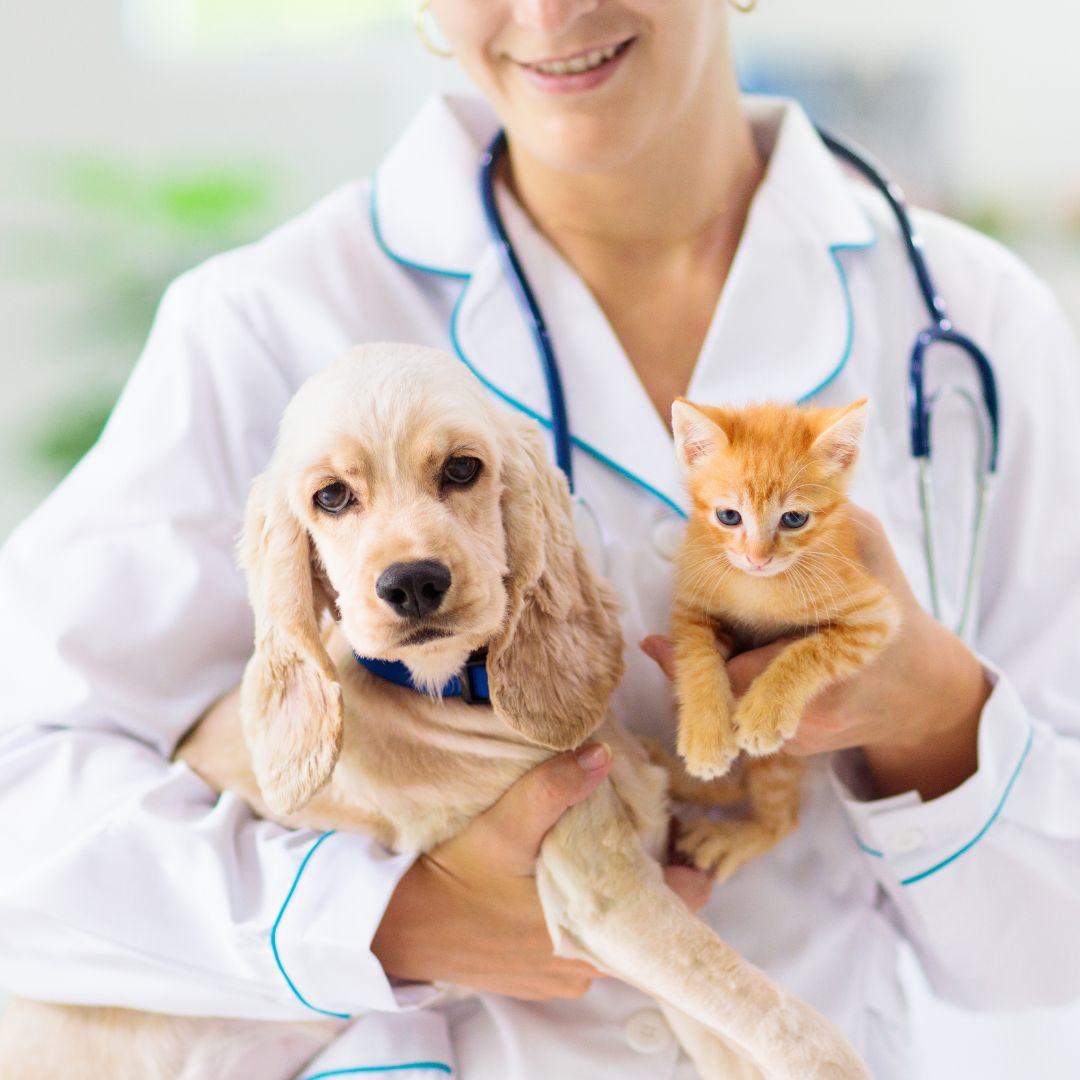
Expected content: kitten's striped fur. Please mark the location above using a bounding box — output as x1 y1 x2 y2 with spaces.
669 399 901 880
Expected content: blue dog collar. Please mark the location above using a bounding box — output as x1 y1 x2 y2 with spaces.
354 648 490 705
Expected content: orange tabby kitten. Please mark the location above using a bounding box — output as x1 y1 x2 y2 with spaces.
667 398 901 880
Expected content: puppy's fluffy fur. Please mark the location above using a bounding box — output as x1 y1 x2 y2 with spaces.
0 346 869 1080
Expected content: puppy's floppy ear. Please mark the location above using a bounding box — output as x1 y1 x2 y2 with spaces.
487 421 625 750
238 471 343 816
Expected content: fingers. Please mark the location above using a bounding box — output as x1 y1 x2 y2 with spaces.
663 864 713 911
641 630 737 685
639 635 676 679
726 638 792 696
849 505 914 597
470 743 613 876
513 961 603 1000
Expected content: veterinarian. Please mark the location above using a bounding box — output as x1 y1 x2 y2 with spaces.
2 1 1078 1077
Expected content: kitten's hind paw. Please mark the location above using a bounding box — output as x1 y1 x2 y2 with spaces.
677 817 792 883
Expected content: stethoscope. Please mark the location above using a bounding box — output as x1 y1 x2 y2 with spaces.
478 127 1001 641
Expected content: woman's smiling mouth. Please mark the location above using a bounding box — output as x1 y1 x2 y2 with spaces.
516 37 636 93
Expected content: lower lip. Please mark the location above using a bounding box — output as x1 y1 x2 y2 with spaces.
401 627 453 646
517 39 634 95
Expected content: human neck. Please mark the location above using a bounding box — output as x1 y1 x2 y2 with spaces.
503 82 763 263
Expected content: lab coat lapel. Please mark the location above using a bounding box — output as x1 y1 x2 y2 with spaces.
688 99 877 408
452 189 686 512
376 95 684 509
372 95 497 276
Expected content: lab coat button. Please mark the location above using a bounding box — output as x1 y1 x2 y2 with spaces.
624 1008 673 1054
887 827 924 854
652 519 685 561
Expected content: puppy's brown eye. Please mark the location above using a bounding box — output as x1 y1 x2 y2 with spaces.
442 456 481 486
314 482 353 514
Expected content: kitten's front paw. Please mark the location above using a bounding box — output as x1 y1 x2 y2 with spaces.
678 722 739 779
732 692 802 756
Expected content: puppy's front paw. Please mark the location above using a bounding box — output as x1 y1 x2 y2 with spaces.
764 999 873 1080
732 691 801 756
678 721 739 779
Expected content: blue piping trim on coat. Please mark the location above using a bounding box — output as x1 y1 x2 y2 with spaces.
371 183 687 519
271 831 351 1019
301 1065 453 1078
855 720 1035 885
369 186 876 521
856 837 885 858
370 172 471 281
447 284 689 519
796 231 879 404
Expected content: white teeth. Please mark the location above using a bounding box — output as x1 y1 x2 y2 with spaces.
532 43 621 76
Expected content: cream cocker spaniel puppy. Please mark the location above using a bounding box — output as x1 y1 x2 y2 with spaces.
0 345 869 1080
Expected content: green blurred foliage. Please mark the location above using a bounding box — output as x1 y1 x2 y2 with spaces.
8 156 276 475
958 203 1012 244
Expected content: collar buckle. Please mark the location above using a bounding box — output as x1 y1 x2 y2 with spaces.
458 648 490 706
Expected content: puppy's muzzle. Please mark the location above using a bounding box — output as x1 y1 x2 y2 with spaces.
376 560 452 619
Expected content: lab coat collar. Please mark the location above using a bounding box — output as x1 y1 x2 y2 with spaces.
686 98 878 410
373 95 877 515
372 95 496 277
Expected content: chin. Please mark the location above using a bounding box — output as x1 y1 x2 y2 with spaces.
755 564 791 579
398 640 478 694
509 97 660 175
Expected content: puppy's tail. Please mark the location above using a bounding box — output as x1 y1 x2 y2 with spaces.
536 780 870 1080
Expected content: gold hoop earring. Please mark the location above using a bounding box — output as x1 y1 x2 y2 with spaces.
729 0 759 12
415 0 454 59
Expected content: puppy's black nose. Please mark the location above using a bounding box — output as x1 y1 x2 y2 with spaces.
375 560 451 619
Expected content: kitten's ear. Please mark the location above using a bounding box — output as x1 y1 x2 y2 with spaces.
672 399 730 471
813 399 869 475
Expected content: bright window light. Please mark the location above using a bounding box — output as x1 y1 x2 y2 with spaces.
125 0 408 59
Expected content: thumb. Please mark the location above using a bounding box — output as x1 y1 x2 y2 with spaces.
471 743 612 876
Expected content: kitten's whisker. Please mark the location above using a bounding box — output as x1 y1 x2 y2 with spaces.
799 558 857 614
791 562 827 629
786 563 815 629
682 560 736 610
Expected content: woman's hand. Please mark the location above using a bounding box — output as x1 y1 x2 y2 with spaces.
642 508 992 801
371 743 712 999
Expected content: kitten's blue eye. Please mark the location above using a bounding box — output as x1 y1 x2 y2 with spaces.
780 510 809 529
716 509 742 527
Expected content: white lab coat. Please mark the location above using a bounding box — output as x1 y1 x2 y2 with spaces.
1 95 1078 1080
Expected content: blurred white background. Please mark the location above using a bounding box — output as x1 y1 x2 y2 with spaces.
2 1 1079 1075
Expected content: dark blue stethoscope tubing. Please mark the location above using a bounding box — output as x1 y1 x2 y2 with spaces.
817 129 951 330
909 328 1001 473
479 130 576 491
818 127 1001 477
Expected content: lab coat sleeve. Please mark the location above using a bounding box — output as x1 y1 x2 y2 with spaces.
831 266 1080 1009
0 269 432 1019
